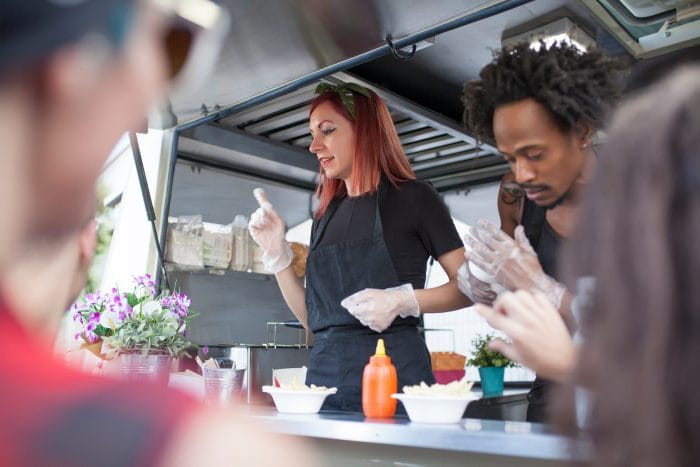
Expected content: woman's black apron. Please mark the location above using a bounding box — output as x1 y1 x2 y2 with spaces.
304 184 434 412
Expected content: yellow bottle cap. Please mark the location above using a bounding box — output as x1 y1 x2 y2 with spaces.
375 338 386 356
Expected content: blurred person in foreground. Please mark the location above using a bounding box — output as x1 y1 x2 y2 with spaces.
480 67 700 466
2 217 97 344
459 42 625 422
0 1 314 466
5 214 105 370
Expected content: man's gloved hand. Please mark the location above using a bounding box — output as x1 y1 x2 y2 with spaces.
456 255 497 305
341 283 420 333
465 220 566 310
248 188 292 274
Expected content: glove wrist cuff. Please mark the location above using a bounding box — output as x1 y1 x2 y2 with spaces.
393 283 420 318
534 275 566 311
262 242 292 274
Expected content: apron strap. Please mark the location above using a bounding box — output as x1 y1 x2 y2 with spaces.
310 196 342 250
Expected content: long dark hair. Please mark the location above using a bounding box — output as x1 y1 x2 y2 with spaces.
556 66 700 466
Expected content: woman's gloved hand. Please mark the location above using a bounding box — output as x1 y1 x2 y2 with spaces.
465 220 566 310
456 256 497 305
248 188 292 274
341 283 420 333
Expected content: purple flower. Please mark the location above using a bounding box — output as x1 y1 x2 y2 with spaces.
105 289 132 320
71 304 81 322
160 291 191 319
173 292 191 316
70 275 195 354
133 273 157 296
85 291 103 306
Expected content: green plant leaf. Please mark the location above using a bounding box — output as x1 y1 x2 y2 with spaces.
313 81 371 119
466 333 516 368
343 82 370 97
314 83 334 95
94 324 114 337
125 292 140 308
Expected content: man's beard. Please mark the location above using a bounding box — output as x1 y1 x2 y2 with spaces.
542 189 571 210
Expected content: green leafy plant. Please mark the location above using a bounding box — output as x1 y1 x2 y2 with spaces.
72 274 197 358
467 334 516 368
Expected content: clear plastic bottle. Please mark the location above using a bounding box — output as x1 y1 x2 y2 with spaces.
231 215 250 272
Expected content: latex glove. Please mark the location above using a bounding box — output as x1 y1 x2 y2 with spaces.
475 290 577 382
341 283 420 333
248 188 292 274
456 257 497 306
465 220 566 310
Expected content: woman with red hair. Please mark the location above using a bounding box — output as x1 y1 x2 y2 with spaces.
249 83 469 412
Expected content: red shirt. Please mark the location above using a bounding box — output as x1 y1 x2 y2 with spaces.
0 304 198 467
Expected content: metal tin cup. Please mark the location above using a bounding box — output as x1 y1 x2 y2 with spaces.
203 367 245 406
120 351 172 385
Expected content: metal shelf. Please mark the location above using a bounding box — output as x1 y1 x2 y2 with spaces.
165 262 273 282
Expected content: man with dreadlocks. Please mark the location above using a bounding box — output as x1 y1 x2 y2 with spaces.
457 42 626 422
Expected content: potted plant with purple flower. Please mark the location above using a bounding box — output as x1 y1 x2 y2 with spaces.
72 274 197 382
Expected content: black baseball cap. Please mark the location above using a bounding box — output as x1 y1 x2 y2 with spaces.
0 0 135 75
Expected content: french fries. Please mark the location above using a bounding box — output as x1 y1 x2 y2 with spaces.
402 379 475 397
279 377 336 393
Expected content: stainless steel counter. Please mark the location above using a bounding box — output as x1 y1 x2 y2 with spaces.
250 408 590 466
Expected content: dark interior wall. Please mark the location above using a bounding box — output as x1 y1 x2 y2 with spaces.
168 159 313 227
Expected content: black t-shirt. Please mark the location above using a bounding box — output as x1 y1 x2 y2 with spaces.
312 180 463 289
520 197 564 423
521 198 563 280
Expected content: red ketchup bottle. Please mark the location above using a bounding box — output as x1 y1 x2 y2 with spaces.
362 338 398 418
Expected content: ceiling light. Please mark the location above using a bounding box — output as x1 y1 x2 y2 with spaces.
502 17 595 52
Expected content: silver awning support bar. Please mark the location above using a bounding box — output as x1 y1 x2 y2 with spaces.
176 0 534 132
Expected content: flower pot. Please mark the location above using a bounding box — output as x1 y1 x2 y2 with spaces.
478 366 505 396
433 369 465 384
120 350 172 385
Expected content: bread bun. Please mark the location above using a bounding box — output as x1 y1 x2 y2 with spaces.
430 352 466 371
290 242 308 278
